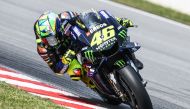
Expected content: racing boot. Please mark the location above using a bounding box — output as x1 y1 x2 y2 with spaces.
81 64 96 89
66 58 96 88
69 67 96 89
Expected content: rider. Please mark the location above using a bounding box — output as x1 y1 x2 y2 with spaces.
34 10 143 86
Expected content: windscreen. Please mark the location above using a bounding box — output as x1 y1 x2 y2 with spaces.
79 9 102 30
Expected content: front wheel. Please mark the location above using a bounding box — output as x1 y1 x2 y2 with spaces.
118 66 153 109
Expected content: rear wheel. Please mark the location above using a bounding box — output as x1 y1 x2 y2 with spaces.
118 66 153 109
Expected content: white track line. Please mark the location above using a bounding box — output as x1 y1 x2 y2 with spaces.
0 76 77 97
0 70 39 82
30 92 106 109
0 69 106 109
28 93 77 109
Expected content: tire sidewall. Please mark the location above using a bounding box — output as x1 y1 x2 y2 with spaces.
118 66 153 109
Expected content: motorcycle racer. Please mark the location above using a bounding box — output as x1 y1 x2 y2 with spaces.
34 10 143 86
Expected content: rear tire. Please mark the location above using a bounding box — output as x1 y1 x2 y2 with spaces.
118 66 153 109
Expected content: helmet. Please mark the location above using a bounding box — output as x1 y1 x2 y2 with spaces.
35 11 61 47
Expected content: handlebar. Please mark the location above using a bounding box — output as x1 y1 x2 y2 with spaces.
129 25 138 28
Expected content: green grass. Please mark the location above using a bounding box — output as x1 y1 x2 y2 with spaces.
0 81 66 109
112 0 190 25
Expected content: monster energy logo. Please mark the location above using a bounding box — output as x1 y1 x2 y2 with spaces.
114 60 126 68
118 30 127 39
84 50 94 61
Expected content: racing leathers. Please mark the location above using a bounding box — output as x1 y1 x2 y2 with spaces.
34 11 141 85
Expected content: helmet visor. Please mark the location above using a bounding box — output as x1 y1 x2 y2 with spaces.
45 34 58 47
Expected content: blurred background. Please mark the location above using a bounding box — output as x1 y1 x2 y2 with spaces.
147 0 190 15
0 0 190 109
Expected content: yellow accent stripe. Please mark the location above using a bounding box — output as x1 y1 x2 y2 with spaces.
116 17 122 22
76 21 86 29
70 77 81 81
36 39 42 43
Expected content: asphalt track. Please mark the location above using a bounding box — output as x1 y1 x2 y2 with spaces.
0 0 190 109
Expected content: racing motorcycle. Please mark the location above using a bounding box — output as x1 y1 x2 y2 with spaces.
70 9 153 109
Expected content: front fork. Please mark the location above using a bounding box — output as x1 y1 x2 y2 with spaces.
127 60 147 87
106 72 129 102
110 58 146 102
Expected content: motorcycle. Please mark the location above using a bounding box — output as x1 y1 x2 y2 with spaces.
70 9 153 109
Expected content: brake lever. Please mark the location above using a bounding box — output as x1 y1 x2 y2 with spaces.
132 25 138 28
129 25 138 28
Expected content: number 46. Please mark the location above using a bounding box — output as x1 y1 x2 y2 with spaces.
91 25 115 46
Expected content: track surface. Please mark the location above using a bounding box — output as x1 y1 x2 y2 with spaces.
0 0 190 108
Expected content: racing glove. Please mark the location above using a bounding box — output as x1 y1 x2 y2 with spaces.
61 49 76 65
116 17 133 28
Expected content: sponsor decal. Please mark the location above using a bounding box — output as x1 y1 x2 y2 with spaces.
84 50 94 61
114 60 126 68
118 30 127 39
100 11 109 19
73 26 81 36
96 37 117 51
64 23 72 35
90 23 107 33
117 25 122 30
91 25 115 47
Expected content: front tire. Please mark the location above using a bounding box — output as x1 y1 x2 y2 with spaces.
118 66 153 109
